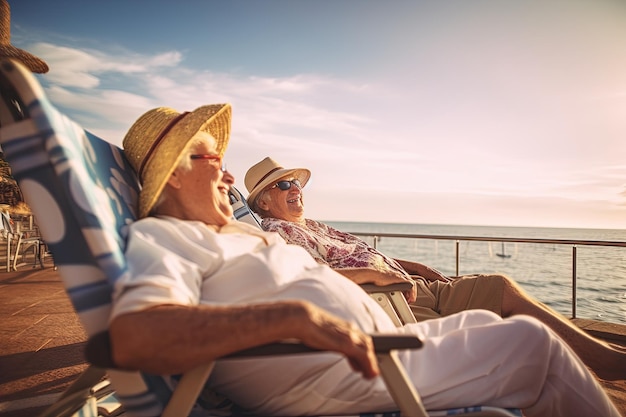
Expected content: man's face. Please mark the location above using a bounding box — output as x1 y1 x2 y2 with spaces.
261 177 305 222
168 134 234 226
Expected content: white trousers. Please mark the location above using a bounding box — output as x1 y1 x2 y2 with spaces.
399 310 620 417
211 310 620 417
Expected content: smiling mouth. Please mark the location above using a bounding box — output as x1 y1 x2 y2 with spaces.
287 196 300 204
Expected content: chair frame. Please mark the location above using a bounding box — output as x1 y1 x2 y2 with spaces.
0 209 43 271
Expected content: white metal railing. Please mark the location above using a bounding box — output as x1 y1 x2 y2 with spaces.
350 231 626 319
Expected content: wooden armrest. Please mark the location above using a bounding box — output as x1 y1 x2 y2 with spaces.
226 334 422 358
371 334 422 351
85 331 115 369
85 331 422 369
360 282 413 293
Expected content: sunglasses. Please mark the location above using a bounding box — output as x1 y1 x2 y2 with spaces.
271 179 302 191
190 154 227 172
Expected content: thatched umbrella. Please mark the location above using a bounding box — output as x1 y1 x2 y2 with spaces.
0 153 30 216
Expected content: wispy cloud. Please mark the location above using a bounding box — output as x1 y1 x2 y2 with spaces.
19 32 626 228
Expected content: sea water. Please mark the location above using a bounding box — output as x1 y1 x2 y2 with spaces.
326 221 626 324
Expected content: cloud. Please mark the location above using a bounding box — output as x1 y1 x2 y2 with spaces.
20 36 626 228
30 42 182 88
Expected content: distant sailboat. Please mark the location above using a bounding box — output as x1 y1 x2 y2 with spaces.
496 241 511 258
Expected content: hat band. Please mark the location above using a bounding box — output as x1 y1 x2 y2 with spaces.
138 111 190 180
253 166 283 190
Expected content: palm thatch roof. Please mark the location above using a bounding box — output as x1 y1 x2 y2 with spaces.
0 153 28 212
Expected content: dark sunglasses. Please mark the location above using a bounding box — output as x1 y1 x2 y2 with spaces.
271 179 302 191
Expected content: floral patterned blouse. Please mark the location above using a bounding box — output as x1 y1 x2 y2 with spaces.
262 217 409 278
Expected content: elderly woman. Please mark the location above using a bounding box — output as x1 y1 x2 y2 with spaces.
244 157 626 381
111 104 620 417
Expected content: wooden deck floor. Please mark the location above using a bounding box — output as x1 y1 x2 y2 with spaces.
0 263 88 417
0 262 624 417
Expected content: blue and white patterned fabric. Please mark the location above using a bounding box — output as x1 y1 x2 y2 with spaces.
0 59 521 417
229 186 262 228
0 58 168 417
0 61 138 333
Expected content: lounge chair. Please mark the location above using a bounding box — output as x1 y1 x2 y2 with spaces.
0 58 521 417
0 207 44 271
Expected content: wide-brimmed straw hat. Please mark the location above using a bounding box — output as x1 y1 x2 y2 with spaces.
0 0 49 73
123 104 231 219
245 157 311 209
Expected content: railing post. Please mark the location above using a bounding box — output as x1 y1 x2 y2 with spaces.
572 245 577 319
455 240 460 277
373 235 378 250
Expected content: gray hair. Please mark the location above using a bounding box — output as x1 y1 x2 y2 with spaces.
253 189 272 218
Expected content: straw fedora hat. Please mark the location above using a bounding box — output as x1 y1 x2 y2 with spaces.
0 0 49 73
245 157 311 209
123 104 231 219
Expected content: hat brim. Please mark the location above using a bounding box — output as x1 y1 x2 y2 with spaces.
247 167 311 209
138 104 231 218
0 45 49 73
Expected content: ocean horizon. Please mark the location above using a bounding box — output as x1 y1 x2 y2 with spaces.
326 221 626 324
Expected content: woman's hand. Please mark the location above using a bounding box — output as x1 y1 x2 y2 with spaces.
395 259 451 282
335 268 417 303
402 279 417 303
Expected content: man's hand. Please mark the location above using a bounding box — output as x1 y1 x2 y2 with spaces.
297 302 379 379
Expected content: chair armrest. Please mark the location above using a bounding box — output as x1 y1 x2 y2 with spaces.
360 282 414 293
84 331 115 369
225 334 422 357
361 282 418 325
371 334 423 351
85 331 422 368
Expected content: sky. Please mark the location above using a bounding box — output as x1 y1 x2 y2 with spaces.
8 0 626 230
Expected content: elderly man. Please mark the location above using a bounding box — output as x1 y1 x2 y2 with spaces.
111 105 620 417
245 156 626 381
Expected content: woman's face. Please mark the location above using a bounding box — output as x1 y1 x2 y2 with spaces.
259 177 305 223
168 133 234 226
